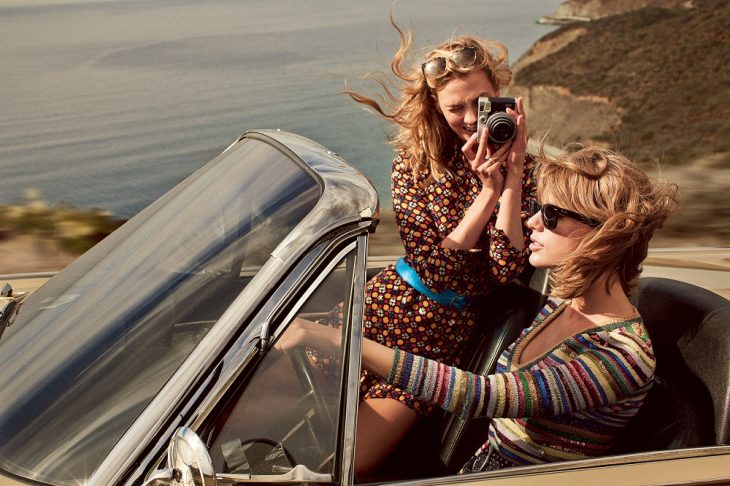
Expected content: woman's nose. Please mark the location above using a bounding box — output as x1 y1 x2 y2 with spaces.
527 211 542 230
464 104 478 125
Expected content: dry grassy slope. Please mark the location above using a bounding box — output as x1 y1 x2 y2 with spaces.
512 0 729 167
509 0 729 246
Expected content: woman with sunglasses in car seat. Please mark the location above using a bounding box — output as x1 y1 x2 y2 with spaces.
280 146 678 473
338 23 536 474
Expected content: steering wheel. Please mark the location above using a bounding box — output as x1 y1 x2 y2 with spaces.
289 347 337 439
222 437 295 475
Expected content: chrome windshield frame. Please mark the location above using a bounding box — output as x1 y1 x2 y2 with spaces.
92 130 378 485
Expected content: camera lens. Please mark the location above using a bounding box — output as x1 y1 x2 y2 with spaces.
487 113 516 145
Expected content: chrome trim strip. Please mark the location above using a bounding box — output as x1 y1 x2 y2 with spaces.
216 464 332 483
390 445 730 486
188 339 261 431
339 234 367 486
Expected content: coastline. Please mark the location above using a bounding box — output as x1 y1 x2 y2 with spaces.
1 0 727 274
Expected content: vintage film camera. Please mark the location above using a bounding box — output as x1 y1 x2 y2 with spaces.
476 96 517 147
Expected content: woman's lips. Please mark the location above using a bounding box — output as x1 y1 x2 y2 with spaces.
529 238 543 252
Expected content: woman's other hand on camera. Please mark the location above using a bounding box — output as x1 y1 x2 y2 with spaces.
503 97 528 183
463 130 507 194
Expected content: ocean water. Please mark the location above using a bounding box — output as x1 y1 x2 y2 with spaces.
0 0 561 217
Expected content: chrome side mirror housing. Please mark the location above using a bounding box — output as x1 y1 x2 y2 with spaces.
0 283 28 340
144 427 216 486
144 427 332 485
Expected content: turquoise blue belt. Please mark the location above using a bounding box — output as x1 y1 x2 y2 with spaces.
394 257 471 311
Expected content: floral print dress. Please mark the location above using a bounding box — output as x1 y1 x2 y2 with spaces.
360 150 536 415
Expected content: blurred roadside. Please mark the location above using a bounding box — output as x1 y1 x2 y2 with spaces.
0 195 123 274
3 207 728 299
369 208 730 300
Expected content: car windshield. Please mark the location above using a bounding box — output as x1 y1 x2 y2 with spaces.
0 137 320 484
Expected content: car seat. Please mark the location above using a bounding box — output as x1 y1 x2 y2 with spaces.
615 277 730 451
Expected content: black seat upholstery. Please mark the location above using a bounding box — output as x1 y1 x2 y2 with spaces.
616 277 730 451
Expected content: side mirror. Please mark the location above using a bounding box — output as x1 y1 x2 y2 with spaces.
143 427 216 486
144 427 332 485
1 285 29 340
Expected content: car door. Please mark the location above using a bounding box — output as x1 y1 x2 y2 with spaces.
138 233 367 486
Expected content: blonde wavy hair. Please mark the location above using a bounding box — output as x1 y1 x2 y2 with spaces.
536 146 679 299
346 19 512 184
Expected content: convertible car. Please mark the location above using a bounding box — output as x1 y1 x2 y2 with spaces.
0 130 728 486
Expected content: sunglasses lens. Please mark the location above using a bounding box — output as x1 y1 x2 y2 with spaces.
423 57 447 78
452 46 477 67
423 47 477 78
542 205 558 230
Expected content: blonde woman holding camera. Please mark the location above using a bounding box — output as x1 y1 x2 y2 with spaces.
339 22 536 474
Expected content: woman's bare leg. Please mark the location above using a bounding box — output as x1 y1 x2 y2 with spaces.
354 397 420 477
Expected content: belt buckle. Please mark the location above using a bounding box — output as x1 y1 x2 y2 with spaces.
450 294 469 311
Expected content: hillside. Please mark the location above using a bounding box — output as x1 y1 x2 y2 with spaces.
514 0 728 165
510 0 729 245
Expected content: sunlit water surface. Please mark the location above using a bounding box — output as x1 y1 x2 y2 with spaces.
0 0 561 216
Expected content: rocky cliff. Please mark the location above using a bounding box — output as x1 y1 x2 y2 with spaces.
540 0 688 22
511 0 729 245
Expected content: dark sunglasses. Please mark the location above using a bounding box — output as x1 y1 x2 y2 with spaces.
530 200 601 230
421 46 478 79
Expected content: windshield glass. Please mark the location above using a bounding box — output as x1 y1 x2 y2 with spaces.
0 137 320 484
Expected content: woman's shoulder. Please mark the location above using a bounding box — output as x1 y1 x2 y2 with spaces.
595 315 648 337
392 150 434 185
588 316 654 358
393 149 414 171
538 298 564 318
389 152 409 184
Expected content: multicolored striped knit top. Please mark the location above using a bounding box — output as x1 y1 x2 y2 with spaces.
387 299 656 466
